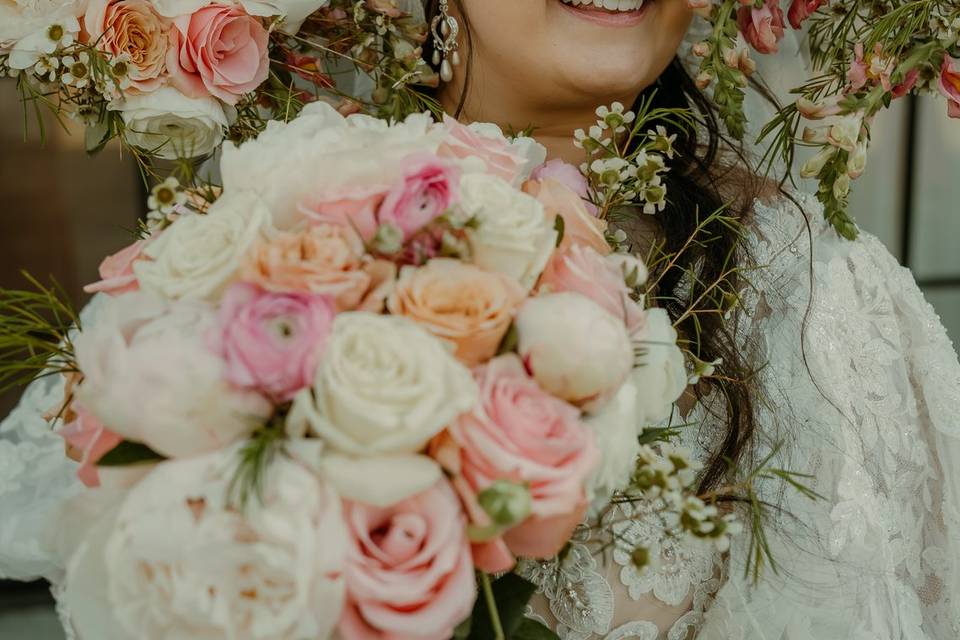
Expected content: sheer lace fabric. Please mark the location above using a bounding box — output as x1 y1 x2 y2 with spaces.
1 194 959 639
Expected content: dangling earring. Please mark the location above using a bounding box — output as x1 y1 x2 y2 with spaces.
431 0 460 83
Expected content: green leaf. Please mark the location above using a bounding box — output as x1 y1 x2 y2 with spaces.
97 441 165 466
468 573 538 639
496 323 518 356
553 215 565 248
452 615 472 640
511 619 560 640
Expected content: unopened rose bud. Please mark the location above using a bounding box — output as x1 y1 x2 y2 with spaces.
477 480 532 528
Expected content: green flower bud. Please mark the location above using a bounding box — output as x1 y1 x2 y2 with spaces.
477 480 532 528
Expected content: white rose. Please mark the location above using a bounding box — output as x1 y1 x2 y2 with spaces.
75 292 271 458
119 86 227 160
64 448 347 640
134 191 268 301
515 292 633 410
461 173 557 290
240 0 329 34
631 308 687 424
585 377 641 509
220 102 445 229
289 313 476 501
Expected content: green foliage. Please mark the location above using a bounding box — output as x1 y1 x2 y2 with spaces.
465 573 558 640
227 419 287 510
97 441 166 467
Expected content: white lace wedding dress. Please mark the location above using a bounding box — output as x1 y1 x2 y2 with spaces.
2 192 959 639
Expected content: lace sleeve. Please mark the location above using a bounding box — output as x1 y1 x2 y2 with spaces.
699 194 960 639
0 297 108 583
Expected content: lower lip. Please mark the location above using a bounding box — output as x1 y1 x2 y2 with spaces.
557 1 651 27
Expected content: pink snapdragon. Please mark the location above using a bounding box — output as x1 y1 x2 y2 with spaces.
787 0 826 29
940 56 960 119
213 283 335 401
737 0 786 55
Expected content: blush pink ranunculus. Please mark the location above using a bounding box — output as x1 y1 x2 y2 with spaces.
84 239 148 296
524 177 610 255
377 155 460 240
439 115 526 184
787 0 826 29
212 282 335 401
59 409 123 488
540 244 646 334
940 56 960 119
166 3 269 105
737 0 785 55
84 0 171 92
339 480 476 640
434 355 599 571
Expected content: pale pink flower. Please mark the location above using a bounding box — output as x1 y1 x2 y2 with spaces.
787 0 826 29
84 239 148 296
377 155 460 240
531 158 599 217
212 283 335 402
439 115 525 184
847 42 896 92
523 178 609 255
167 3 269 105
59 409 123 488
339 480 475 640
939 56 960 119
84 0 171 92
737 0 785 55
433 355 599 571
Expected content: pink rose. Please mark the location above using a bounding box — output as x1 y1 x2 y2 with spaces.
737 0 785 55
339 480 475 640
213 282 335 401
167 3 269 105
377 155 460 240
540 245 646 334
940 56 960 119
531 158 599 217
84 239 148 296
434 355 598 571
302 193 383 243
524 178 610 255
84 0 171 92
787 0 825 29
439 115 525 184
59 409 123 488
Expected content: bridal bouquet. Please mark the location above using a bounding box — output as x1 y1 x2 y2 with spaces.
689 0 960 237
25 102 744 640
1 0 435 160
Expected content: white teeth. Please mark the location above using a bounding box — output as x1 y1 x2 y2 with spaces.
559 0 647 12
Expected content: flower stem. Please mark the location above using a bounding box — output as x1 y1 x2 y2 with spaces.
480 572 505 640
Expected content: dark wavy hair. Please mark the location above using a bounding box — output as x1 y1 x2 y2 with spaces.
423 1 765 492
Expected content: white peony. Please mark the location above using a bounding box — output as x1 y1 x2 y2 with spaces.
134 191 268 301
74 292 271 458
630 308 687 425
585 378 642 509
240 0 330 34
64 448 348 640
515 292 633 410
119 87 228 160
288 312 476 503
461 173 557 290
220 101 445 229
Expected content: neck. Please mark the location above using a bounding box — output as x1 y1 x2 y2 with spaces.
437 68 635 165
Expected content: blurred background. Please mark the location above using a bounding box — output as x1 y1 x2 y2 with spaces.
0 78 959 637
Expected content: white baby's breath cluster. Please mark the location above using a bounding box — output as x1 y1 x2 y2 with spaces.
574 102 676 216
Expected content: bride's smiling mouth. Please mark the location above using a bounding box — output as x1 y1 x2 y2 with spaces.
556 0 653 26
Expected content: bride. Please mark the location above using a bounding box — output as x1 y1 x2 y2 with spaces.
2 0 960 638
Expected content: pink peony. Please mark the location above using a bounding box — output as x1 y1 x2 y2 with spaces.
84 0 171 92
59 409 123 488
339 480 476 640
439 115 525 184
737 0 785 55
940 56 960 119
377 155 460 240
787 0 826 29
84 239 148 296
434 355 599 572
213 282 335 401
167 3 269 105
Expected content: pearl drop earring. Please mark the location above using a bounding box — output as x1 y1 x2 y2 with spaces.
431 0 460 83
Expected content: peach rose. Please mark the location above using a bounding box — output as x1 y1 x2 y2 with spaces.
433 355 599 571
167 3 269 105
524 177 610 256
84 239 148 295
387 259 525 366
84 0 171 92
242 224 396 312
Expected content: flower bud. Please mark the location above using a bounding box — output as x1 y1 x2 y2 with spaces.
478 480 533 528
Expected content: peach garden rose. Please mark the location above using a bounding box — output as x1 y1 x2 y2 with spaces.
84 0 170 92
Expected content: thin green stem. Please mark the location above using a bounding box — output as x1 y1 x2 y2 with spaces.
479 572 505 640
